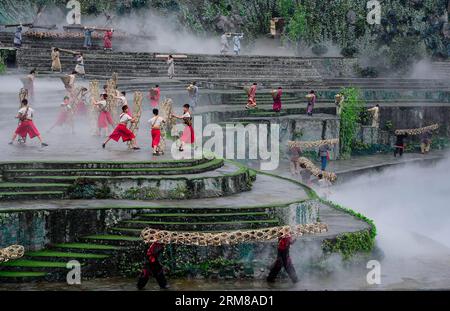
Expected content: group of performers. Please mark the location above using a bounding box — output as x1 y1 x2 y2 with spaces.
220 33 244 56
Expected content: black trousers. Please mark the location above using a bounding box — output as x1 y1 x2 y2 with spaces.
394 146 404 157
136 261 167 289
267 251 298 283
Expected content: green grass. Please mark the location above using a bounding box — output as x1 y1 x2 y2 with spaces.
0 271 47 278
53 243 123 250
0 259 71 268
26 251 110 259
82 235 141 242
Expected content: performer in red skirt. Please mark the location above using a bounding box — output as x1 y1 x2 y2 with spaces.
272 87 283 112
103 105 140 150
49 96 74 133
9 99 48 147
94 94 115 137
149 108 165 155
75 87 89 116
172 104 195 152
149 85 161 108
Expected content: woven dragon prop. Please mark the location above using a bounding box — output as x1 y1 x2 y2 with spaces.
288 138 339 149
297 157 337 182
141 223 328 246
127 92 143 149
0 245 25 263
395 124 439 136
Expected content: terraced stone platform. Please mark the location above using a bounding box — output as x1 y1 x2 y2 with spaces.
0 172 371 283
0 159 255 200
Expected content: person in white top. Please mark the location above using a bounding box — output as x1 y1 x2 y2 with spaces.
102 105 140 150
94 93 115 137
149 108 166 155
172 104 195 152
368 104 380 128
9 99 48 147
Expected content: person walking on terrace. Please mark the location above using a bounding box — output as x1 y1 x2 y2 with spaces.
187 81 199 112
167 55 175 79
394 133 408 157
149 108 166 156
267 229 298 284
102 105 140 150
246 83 258 109
368 104 380 128
137 233 169 290
233 33 244 56
306 90 316 116
103 29 114 51
420 130 432 154
171 104 195 152
220 33 231 55
14 25 22 48
288 143 301 176
9 99 48 147
84 27 94 49
272 87 283 112
51 47 62 73
318 143 331 171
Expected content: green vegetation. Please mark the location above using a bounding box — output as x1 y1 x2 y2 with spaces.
0 259 70 268
339 87 365 158
0 271 47 277
54 243 122 250
319 198 377 260
82 234 141 242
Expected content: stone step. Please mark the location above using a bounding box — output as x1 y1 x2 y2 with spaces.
3 158 224 177
51 243 125 254
80 234 142 246
0 158 210 170
118 218 280 231
25 250 110 261
0 182 71 192
0 191 65 201
136 211 272 222
0 271 49 283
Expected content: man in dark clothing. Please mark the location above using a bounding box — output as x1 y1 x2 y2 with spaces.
267 234 298 284
394 133 408 157
137 240 169 290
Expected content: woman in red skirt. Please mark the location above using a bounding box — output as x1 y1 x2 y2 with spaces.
149 108 165 155
49 96 74 133
103 105 140 150
172 104 195 152
94 94 115 137
9 99 48 147
75 87 89 116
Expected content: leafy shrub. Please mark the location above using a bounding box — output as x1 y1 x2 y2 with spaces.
358 66 379 78
340 46 358 58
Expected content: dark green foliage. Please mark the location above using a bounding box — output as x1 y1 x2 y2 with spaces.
357 66 379 78
339 87 365 158
341 46 358 57
67 178 111 199
351 142 393 156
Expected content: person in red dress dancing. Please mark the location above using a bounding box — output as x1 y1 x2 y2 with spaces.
172 104 195 152
272 87 283 112
75 87 89 116
103 29 114 51
48 96 74 133
94 94 115 137
149 85 161 108
267 230 298 284
102 105 140 150
149 108 165 156
9 99 48 147
245 82 258 109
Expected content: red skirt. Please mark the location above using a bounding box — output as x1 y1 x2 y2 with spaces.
76 101 87 115
98 111 114 128
151 128 161 148
55 110 70 126
15 120 40 139
109 123 135 142
181 125 195 144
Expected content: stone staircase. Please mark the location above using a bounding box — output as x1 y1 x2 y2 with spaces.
15 48 325 86
0 158 254 201
430 61 450 80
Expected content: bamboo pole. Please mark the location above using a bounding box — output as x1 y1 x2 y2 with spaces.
128 92 143 149
89 80 100 135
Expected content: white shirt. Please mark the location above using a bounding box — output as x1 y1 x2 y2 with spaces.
182 112 191 118
119 113 132 124
118 95 128 107
149 116 164 128
97 100 107 111
18 107 34 119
